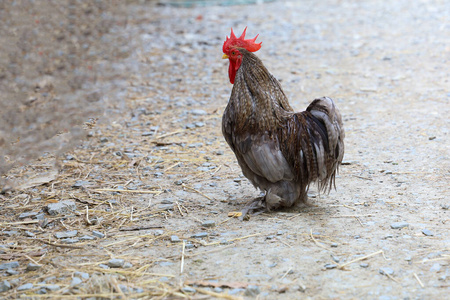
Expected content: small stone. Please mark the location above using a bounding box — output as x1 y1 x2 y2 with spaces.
331 255 340 263
45 284 60 291
182 286 196 293
25 231 35 237
194 122 205 127
430 263 441 272
379 267 394 275
330 243 338 248
108 258 125 268
54 230 78 239
174 180 183 185
0 261 19 270
46 200 76 216
360 263 369 268
201 220 216 228
72 180 91 188
390 222 409 229
70 277 82 286
191 232 208 238
154 230 164 236
229 288 244 295
92 231 105 238
233 178 241 183
61 238 79 244
0 280 11 292
213 287 223 293
3 231 18 237
428 136 436 140
158 204 173 211
422 229 434 236
190 109 207 115
245 285 261 296
74 272 89 280
19 212 38 219
98 264 110 269
17 283 34 291
324 264 337 269
79 235 96 240
215 150 224 155
26 263 42 271
6 269 19 276
123 262 133 268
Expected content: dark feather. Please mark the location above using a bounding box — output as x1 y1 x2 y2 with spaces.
222 49 345 211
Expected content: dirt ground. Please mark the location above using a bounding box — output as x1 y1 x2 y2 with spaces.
1 0 449 299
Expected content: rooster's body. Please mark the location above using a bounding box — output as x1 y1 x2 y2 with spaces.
222 29 344 213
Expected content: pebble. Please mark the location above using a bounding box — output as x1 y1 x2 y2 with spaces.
245 285 261 296
45 284 60 291
19 211 38 219
190 109 207 115
0 280 11 292
123 262 133 268
422 229 434 236
46 200 77 215
79 235 96 240
74 272 90 280
98 264 110 269
360 263 369 268
194 122 205 127
201 220 216 228
17 283 34 291
154 230 164 236
191 232 208 238
330 243 338 248
26 263 42 271
72 180 91 188
213 287 223 293
430 263 441 272
331 255 340 263
25 231 35 237
171 235 181 243
70 277 83 286
61 238 80 244
228 288 244 295
0 261 19 270
108 258 125 268
182 286 196 293
92 231 105 238
390 221 409 229
233 178 241 183
6 269 19 276
54 230 78 239
379 267 394 275
159 204 173 210
324 263 337 269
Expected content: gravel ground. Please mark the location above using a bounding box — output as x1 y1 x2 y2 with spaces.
1 0 449 299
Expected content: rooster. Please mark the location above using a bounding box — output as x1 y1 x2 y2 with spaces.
221 28 345 214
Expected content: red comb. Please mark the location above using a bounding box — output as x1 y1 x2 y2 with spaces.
223 27 262 53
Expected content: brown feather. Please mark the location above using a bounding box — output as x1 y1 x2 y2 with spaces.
222 49 345 211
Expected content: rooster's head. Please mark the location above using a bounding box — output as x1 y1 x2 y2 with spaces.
222 27 261 84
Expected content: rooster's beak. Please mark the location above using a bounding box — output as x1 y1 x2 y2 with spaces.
222 54 229 59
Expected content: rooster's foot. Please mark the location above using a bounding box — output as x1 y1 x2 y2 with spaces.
240 196 266 219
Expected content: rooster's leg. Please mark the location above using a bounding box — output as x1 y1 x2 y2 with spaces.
240 196 266 218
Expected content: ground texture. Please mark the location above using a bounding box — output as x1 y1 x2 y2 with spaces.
1 0 449 299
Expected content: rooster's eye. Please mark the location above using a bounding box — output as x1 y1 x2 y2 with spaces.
231 51 235 55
